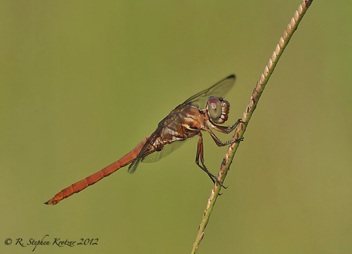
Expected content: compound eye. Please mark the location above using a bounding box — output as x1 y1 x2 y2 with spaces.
206 96 222 121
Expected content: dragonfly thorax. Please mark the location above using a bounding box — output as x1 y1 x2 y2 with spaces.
206 96 230 124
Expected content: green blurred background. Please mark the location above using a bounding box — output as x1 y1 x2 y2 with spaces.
1 1 351 253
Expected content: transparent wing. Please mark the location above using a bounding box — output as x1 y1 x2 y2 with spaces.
127 132 159 174
183 74 236 109
141 139 186 163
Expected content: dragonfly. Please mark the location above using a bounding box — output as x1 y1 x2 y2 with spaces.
45 74 243 205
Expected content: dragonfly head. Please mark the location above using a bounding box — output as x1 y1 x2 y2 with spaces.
206 96 230 124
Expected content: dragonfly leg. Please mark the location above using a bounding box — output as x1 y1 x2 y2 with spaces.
206 118 245 134
195 133 228 189
205 127 244 147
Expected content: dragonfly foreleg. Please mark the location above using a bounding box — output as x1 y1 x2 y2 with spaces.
206 118 244 134
195 133 227 189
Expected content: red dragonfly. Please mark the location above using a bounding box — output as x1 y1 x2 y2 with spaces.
45 75 243 205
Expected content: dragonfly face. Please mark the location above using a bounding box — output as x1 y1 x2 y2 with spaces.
206 96 230 124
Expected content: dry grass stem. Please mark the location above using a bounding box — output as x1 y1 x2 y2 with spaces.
191 0 314 253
